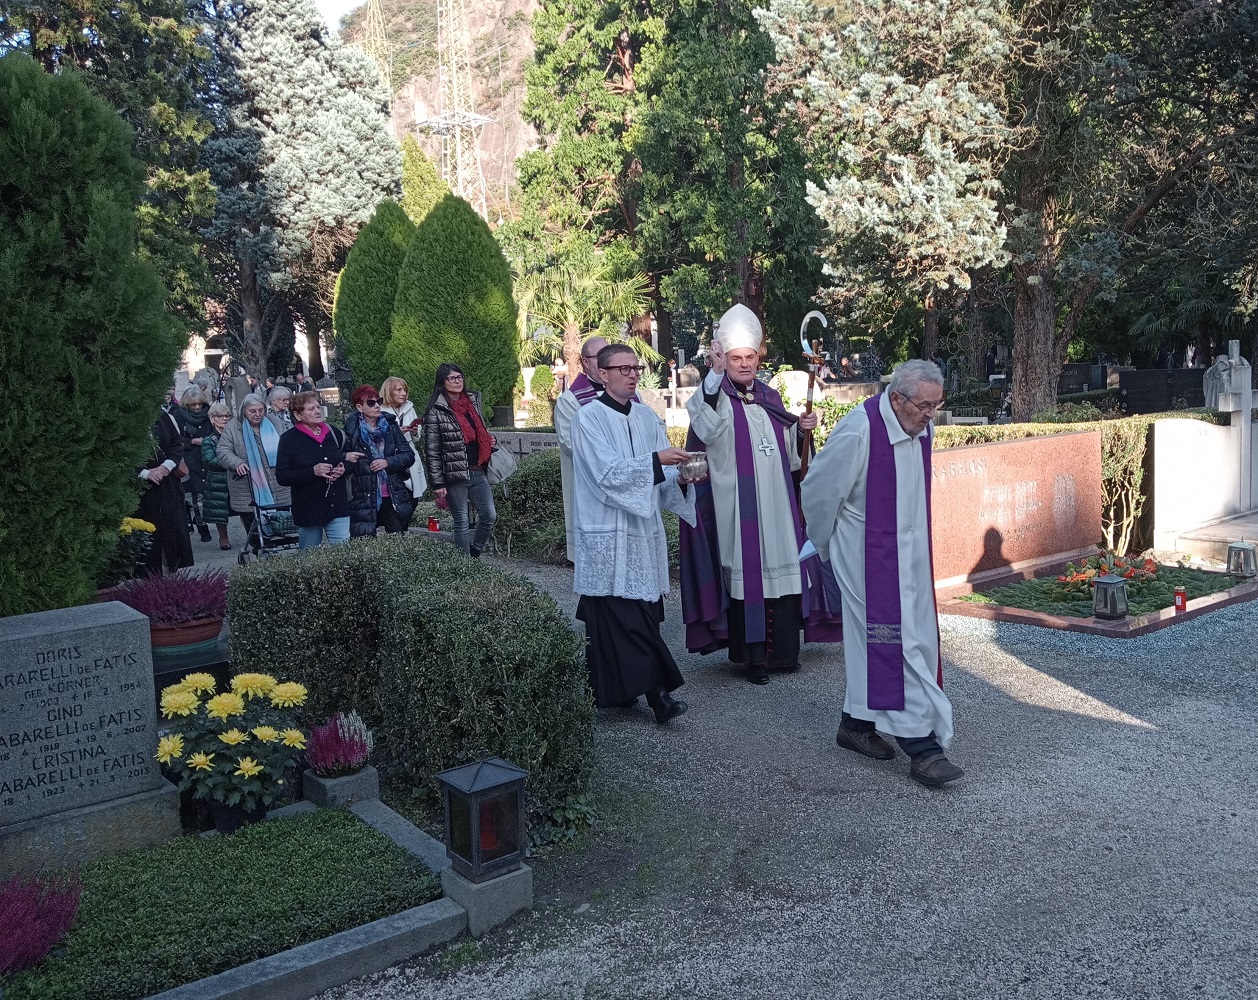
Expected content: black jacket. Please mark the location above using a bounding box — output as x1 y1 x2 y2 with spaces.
423 390 486 488
275 425 352 528
342 411 416 536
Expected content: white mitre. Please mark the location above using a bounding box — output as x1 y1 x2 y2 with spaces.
714 303 763 353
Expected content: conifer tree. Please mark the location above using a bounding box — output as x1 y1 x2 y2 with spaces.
0 55 181 615
400 136 450 227
334 199 416 388
388 194 520 409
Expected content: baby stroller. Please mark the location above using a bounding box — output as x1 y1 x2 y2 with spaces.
237 475 299 564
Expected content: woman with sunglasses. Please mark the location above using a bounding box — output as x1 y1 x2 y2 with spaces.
343 385 416 537
422 363 497 557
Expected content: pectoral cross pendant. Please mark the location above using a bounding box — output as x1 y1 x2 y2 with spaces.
757 436 775 457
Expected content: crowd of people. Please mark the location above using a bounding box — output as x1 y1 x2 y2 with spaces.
559 306 961 789
137 366 500 563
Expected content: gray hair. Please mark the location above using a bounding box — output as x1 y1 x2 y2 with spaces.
238 393 267 419
180 386 208 407
208 401 231 419
267 385 291 401
887 359 944 399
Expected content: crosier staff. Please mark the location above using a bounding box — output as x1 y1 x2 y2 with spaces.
798 310 828 480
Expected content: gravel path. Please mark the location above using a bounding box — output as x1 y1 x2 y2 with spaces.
318 557 1257 999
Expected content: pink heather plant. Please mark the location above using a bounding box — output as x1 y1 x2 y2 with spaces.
116 569 228 625
0 873 83 976
308 711 375 777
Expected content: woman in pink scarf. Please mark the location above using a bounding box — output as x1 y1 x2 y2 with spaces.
275 392 357 548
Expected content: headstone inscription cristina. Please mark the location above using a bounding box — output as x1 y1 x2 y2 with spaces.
0 602 180 876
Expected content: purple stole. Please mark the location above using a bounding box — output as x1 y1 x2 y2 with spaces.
679 376 842 651
861 394 942 710
569 372 638 407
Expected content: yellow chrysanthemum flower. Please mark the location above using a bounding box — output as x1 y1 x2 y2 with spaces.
155 734 184 763
234 757 264 778
280 728 306 749
120 517 156 535
231 673 277 699
160 688 200 719
218 728 250 746
269 682 308 708
251 725 279 743
180 672 217 695
188 752 215 772
205 692 246 720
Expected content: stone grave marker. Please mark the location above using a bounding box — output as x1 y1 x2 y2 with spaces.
0 602 179 876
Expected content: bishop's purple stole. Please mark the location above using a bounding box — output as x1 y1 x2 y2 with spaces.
862 394 942 710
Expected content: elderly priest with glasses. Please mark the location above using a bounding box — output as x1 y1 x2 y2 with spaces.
801 359 963 788
570 343 700 726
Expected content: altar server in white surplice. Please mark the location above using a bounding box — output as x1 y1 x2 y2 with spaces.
801 360 963 788
555 336 610 559
571 344 699 726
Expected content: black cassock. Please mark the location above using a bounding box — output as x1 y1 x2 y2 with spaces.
136 412 194 575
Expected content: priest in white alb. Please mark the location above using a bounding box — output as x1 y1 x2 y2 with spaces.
680 304 842 685
571 344 698 725
801 360 963 788
555 335 618 559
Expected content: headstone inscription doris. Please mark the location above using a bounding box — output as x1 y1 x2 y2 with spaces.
0 603 179 876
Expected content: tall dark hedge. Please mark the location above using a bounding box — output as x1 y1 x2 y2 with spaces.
227 534 595 826
387 193 520 408
0 56 180 616
333 199 415 390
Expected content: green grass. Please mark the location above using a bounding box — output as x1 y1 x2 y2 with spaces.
5 810 441 1000
960 565 1240 617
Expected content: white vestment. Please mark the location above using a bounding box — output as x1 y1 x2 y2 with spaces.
554 388 582 554
801 392 953 745
572 398 696 601
687 373 802 600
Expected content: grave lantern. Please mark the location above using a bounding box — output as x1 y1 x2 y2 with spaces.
1092 574 1129 620
437 757 527 884
1226 541 1257 578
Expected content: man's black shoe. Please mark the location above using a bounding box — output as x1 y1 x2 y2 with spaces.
836 726 896 760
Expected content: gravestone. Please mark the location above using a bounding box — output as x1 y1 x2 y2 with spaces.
635 386 667 420
0 603 180 877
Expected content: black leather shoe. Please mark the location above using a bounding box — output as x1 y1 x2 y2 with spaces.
745 666 770 685
909 754 965 787
836 726 896 760
648 688 688 725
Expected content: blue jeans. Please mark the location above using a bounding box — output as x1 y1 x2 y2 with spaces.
447 469 496 554
297 517 350 549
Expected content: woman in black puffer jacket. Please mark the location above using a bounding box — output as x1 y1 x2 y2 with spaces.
343 384 416 537
422 363 497 557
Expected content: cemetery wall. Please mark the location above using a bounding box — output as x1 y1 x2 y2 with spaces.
931 431 1104 596
1151 417 1258 548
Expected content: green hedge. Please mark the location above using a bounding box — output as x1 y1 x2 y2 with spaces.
227 534 593 824
493 448 567 562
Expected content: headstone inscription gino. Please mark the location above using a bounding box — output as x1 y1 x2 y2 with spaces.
0 602 179 876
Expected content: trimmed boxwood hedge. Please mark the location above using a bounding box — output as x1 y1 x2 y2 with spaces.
227 535 594 824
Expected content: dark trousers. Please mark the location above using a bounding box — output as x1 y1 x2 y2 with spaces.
727 596 801 668
840 712 942 759
377 496 408 534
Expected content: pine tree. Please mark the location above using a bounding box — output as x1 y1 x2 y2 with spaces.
400 136 450 226
0 55 181 615
202 0 401 381
388 194 520 409
334 199 416 388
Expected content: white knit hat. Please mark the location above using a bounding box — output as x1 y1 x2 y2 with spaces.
714 303 763 354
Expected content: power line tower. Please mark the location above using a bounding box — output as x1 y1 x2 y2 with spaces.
361 0 392 92
416 0 489 219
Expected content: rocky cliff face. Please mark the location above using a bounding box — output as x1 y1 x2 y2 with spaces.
342 0 539 219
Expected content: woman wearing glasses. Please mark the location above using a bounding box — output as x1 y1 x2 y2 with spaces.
343 385 416 537
422 363 498 557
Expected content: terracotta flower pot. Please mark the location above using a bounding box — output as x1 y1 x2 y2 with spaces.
93 585 127 604
149 616 224 648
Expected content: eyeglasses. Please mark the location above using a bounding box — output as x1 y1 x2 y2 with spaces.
444 374 464 382
362 398 382 407
899 392 945 415
580 353 599 361
601 365 646 376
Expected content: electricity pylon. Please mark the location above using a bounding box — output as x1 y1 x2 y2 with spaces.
362 0 392 92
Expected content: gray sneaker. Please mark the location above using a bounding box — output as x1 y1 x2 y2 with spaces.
836 726 896 760
909 754 965 787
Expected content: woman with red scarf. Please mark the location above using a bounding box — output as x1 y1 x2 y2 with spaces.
422 363 498 556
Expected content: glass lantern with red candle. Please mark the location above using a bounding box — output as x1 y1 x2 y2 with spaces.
436 757 528 883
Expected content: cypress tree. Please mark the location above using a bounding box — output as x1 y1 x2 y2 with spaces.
400 136 450 227
0 55 181 615
388 194 520 409
334 199 416 388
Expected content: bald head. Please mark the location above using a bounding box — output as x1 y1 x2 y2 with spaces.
580 337 610 380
